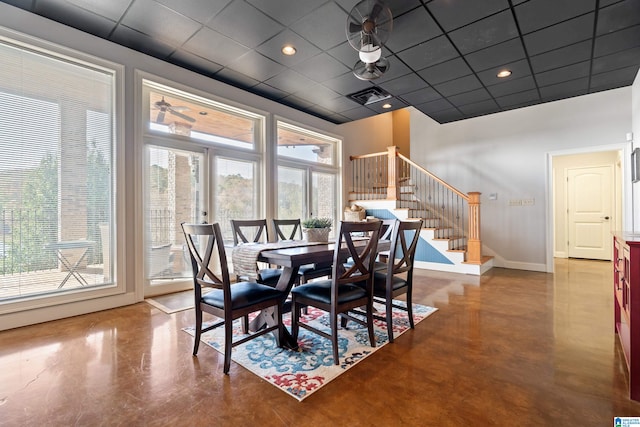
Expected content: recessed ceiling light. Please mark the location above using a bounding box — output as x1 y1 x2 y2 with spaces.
382 103 392 109
281 45 296 56
497 69 512 78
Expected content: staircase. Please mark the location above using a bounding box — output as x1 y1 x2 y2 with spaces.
349 146 493 276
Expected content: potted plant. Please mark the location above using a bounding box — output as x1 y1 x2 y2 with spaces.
301 217 333 242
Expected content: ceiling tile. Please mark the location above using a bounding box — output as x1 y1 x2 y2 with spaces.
207 1 283 48
336 0 423 19
495 89 540 108
592 46 640 74
155 0 231 23
597 0 640 35
327 42 361 68
323 71 372 95
264 69 316 93
515 0 596 34
539 77 589 99
252 82 289 100
523 13 594 56
378 73 428 95
33 0 118 39
590 64 640 90
448 88 492 106
255 29 321 67
292 53 351 82
434 74 483 97
293 81 341 104
427 0 510 32
464 38 526 71
169 50 223 75
535 61 590 87
385 7 442 53
486 75 537 97
529 40 592 73
400 87 442 105
247 0 322 26
476 58 531 86
290 2 347 50
65 0 131 21
121 0 201 46
594 24 640 57
340 106 378 120
314 95 361 113
215 67 260 88
448 10 518 54
428 108 465 123
370 56 413 84
396 35 459 70
111 25 176 58
227 50 286 82
415 98 456 113
183 27 250 66
417 57 471 85
458 99 500 116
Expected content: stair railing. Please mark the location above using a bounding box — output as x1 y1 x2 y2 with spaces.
350 146 482 264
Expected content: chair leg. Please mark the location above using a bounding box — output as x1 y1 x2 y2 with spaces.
241 315 249 334
193 307 202 355
366 301 376 348
386 299 395 343
276 302 285 348
406 289 415 329
330 311 339 365
223 318 233 374
291 299 300 341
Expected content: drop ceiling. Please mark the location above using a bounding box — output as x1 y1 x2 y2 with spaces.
3 0 639 124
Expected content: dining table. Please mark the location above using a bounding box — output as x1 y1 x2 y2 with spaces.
232 237 391 350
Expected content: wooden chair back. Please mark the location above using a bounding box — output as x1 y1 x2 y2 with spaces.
231 219 269 245
386 219 423 277
272 218 302 241
333 220 382 289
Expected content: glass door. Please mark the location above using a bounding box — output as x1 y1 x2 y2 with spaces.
143 144 206 296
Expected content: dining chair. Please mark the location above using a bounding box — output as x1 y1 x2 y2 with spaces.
272 218 332 285
290 220 382 365
371 219 423 343
230 219 282 286
182 222 285 374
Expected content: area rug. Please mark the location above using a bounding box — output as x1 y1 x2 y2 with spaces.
145 290 193 314
182 301 437 401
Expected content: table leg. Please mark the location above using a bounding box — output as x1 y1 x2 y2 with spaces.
249 266 300 350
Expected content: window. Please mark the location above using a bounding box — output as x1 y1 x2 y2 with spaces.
276 121 340 231
0 35 116 302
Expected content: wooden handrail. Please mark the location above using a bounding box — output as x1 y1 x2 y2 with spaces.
397 152 469 201
349 145 483 265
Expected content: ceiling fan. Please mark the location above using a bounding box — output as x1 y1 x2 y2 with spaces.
346 0 393 80
153 96 195 123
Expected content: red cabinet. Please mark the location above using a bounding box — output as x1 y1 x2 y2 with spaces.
613 233 640 401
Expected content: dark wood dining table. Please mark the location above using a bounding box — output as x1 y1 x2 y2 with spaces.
242 238 391 350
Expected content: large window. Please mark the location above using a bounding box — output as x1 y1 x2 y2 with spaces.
142 80 265 293
276 121 340 232
0 36 116 302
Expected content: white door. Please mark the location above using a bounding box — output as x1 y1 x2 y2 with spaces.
567 165 613 260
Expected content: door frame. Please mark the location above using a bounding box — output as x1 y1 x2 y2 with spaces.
546 142 632 273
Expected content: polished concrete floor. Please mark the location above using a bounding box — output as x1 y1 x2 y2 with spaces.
2 259 640 426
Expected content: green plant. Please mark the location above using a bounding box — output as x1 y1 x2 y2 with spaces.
302 217 332 229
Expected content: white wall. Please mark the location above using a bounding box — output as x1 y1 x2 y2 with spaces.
632 70 640 231
409 88 632 271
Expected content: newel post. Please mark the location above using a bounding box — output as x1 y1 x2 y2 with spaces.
386 146 400 200
466 192 482 264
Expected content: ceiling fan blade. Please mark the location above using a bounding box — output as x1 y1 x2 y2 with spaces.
156 110 165 123
349 22 362 33
370 2 383 20
169 108 196 123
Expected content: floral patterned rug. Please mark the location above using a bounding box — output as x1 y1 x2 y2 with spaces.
182 301 437 401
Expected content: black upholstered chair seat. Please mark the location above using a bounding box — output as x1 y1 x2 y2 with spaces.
291 279 368 305
373 272 407 293
257 268 282 283
202 282 284 310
